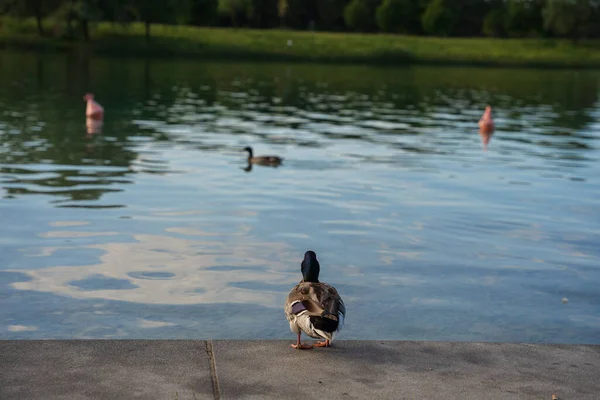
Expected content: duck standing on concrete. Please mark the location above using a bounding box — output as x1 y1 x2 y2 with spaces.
243 146 282 167
478 105 495 151
284 251 346 350
84 93 104 120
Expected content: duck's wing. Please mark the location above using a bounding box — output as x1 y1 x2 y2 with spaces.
316 283 344 323
286 282 343 319
285 282 325 318
284 284 300 321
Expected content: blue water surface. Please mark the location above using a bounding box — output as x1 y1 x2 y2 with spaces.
0 53 598 343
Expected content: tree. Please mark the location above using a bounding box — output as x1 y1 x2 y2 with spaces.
344 0 378 32
504 0 544 38
421 0 453 36
249 0 278 28
283 0 318 30
2 0 62 36
543 0 594 41
482 8 504 37
218 0 253 27
130 0 192 40
67 0 103 41
316 0 350 31
277 0 287 27
375 0 421 34
449 0 488 37
190 0 219 26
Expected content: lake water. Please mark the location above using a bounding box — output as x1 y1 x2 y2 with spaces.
0 52 599 343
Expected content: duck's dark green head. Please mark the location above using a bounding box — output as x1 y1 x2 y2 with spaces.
243 146 253 157
301 250 320 283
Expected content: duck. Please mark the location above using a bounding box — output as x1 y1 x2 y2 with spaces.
84 93 104 120
284 250 346 350
243 146 282 167
478 105 495 151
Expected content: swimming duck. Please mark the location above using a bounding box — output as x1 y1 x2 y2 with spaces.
284 250 346 350
243 146 283 166
478 105 495 151
84 93 104 120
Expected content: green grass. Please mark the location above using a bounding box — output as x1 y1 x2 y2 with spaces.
2 19 600 68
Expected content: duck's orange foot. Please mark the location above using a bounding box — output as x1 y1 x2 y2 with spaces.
291 343 313 350
314 340 330 347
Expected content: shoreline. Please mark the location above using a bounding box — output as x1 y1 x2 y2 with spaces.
2 24 600 69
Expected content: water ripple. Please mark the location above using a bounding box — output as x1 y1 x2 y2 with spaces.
0 55 599 343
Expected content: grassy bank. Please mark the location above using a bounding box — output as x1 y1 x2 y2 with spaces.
2 21 600 68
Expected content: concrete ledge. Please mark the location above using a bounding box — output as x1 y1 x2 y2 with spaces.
1 340 599 399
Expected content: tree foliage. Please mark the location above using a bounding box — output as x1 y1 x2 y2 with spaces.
449 0 488 37
1 0 62 35
543 0 596 40
218 0 253 27
284 0 317 30
504 0 544 37
421 0 453 36
376 0 422 34
129 0 192 39
190 0 219 26
277 0 287 26
45 0 103 41
249 0 277 28
344 0 378 32
316 0 349 31
482 8 505 37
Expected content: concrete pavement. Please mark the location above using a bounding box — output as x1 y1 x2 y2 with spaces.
1 340 599 399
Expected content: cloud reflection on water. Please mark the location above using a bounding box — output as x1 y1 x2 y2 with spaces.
1 55 600 342
12 229 298 308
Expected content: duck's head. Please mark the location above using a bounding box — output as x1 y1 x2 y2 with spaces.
301 250 320 283
83 93 95 102
243 146 253 157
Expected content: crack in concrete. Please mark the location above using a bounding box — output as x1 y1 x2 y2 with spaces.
205 340 221 400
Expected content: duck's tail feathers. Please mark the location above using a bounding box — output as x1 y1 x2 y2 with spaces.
311 315 339 333
313 328 332 342
337 311 345 333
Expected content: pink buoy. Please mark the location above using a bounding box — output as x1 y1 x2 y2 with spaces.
84 93 104 120
478 105 495 151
